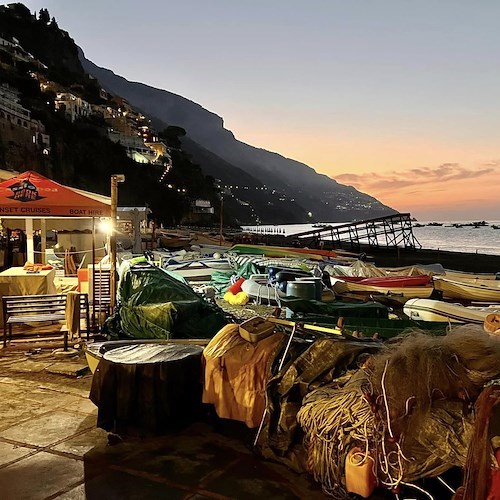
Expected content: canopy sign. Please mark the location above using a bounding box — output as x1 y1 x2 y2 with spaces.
0 171 111 217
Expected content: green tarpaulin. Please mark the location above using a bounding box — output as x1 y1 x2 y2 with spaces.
103 262 227 340
279 297 389 318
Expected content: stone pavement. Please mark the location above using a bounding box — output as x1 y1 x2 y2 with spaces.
0 347 326 500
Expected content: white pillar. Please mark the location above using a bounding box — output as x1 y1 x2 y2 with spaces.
26 218 34 263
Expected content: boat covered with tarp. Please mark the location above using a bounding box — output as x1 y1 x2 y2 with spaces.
103 260 227 340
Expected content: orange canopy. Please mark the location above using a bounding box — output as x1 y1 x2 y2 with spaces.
0 171 110 217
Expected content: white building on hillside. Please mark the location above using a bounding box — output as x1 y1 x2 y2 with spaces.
55 93 91 122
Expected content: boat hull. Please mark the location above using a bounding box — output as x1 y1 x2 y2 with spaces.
331 278 434 299
433 277 500 302
403 298 500 324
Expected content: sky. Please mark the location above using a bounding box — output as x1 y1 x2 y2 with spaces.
21 0 500 221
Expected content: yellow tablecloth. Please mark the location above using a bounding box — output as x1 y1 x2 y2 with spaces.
0 267 57 297
0 267 57 325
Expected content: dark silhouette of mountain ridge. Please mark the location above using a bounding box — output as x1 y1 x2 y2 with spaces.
80 51 397 222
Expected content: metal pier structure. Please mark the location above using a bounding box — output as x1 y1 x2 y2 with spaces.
294 213 421 250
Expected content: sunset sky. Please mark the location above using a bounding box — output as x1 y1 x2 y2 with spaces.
24 0 500 220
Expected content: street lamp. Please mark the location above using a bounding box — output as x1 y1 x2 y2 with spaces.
110 174 125 311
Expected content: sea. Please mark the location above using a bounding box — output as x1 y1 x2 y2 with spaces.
241 221 500 256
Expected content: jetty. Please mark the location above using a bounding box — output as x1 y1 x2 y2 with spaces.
292 213 420 250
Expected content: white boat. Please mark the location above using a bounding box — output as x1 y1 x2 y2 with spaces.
163 258 233 282
404 298 500 324
433 276 500 302
190 244 231 256
241 274 284 304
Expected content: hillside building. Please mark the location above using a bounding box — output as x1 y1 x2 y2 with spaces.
54 92 91 122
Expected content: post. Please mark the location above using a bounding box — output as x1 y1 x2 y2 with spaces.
109 174 125 313
91 217 96 332
132 208 142 254
25 218 34 264
219 196 224 246
40 218 46 264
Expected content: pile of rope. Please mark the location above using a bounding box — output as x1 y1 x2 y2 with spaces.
297 375 374 498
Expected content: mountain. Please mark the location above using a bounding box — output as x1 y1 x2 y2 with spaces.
0 3 396 226
80 54 397 223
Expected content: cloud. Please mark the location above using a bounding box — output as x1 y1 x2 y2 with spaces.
334 162 497 194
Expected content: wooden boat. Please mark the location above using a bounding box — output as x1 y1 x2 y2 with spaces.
163 258 233 282
229 244 337 261
157 232 193 249
403 298 500 324
85 339 210 374
337 275 432 287
330 277 434 299
433 276 500 302
443 269 500 281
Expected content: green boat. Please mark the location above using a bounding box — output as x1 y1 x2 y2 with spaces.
290 314 451 340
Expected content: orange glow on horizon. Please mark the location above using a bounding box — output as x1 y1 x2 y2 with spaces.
227 120 499 220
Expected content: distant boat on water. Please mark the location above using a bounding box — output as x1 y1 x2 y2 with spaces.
427 222 443 227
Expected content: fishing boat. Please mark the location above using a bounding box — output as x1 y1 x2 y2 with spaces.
330 276 434 299
229 244 338 261
338 275 432 287
294 313 450 339
443 269 500 281
163 257 233 282
403 298 500 324
433 276 500 302
85 339 210 374
157 231 193 249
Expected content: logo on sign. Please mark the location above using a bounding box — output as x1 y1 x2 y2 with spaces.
7 180 45 202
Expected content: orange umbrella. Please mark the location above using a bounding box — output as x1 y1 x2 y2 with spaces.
0 170 110 217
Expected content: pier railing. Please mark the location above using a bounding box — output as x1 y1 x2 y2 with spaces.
293 213 421 250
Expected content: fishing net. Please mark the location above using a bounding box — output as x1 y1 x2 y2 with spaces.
366 326 500 437
296 326 499 497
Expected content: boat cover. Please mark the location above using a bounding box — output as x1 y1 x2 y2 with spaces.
90 343 204 433
280 297 389 318
103 262 227 339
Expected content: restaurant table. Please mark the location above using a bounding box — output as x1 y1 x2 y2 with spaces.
0 266 57 296
0 267 57 322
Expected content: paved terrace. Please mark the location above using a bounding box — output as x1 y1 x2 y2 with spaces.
0 344 327 500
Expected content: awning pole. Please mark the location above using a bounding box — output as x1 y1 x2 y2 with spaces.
40 218 46 264
25 218 34 263
110 174 125 313
91 217 96 332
